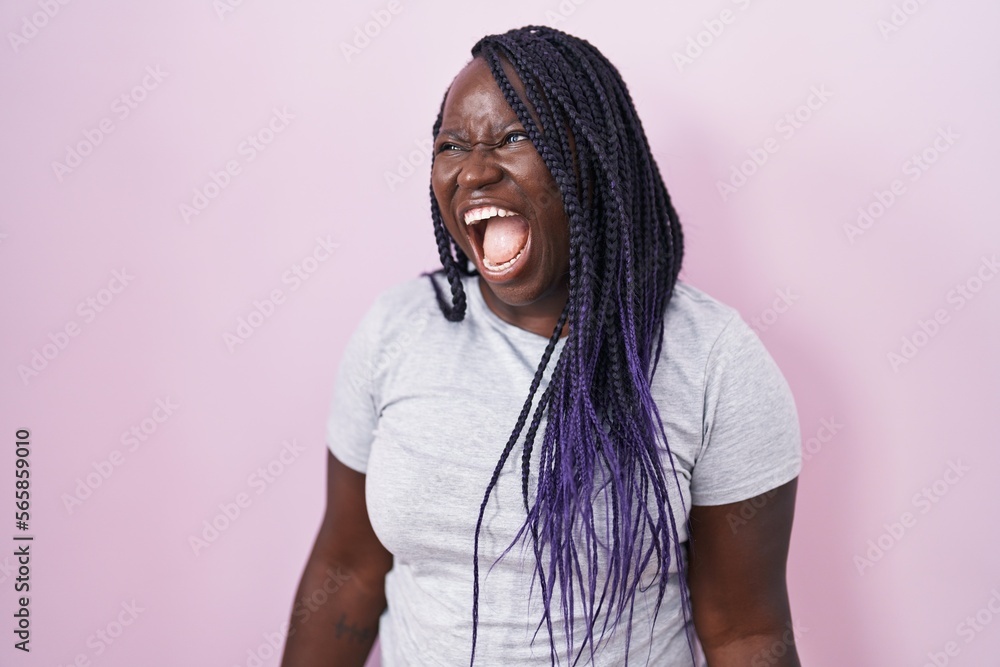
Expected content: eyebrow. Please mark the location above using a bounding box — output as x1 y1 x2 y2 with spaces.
436 119 525 140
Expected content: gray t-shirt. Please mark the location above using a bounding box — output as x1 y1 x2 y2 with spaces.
326 272 801 667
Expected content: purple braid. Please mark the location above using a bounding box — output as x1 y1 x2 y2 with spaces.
422 26 694 666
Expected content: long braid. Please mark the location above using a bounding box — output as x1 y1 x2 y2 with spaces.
424 26 694 666
421 91 474 320
481 39 603 661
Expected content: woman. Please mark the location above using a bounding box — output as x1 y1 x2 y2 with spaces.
282 25 802 667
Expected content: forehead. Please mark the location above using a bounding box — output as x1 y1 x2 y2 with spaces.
442 58 512 122
440 56 533 130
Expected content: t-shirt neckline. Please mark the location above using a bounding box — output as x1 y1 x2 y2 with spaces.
464 274 569 350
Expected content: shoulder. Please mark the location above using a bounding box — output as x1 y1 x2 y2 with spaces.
371 273 438 309
664 280 787 379
656 279 789 405
359 273 440 327
662 280 742 356
345 273 444 358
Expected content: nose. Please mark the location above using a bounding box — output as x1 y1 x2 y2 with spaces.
457 144 503 190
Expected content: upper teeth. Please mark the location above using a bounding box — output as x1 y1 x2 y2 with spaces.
464 206 515 225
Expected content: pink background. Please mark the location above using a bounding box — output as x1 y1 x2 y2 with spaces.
2 1 998 665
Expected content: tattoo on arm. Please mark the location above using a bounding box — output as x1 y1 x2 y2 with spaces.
333 613 377 644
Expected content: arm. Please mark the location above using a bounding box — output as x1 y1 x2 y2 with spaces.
280 451 393 667
687 477 800 667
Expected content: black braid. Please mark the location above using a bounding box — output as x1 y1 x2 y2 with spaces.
420 89 475 319
419 26 693 666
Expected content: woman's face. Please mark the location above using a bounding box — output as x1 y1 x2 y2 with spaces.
432 56 570 310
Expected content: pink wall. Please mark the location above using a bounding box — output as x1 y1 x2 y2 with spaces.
2 1 997 665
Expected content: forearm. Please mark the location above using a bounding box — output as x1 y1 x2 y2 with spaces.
280 553 387 667
701 626 800 667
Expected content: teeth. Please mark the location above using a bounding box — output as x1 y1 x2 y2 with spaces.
483 246 525 271
464 205 517 225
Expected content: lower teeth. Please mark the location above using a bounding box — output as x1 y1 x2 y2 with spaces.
484 247 524 271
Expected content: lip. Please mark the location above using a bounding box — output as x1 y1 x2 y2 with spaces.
455 199 532 281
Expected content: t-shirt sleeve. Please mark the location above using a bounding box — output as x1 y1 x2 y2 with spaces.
690 312 802 506
324 296 386 474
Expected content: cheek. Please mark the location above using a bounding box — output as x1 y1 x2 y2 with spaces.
431 174 456 224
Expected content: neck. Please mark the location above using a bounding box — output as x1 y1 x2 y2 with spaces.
477 275 570 340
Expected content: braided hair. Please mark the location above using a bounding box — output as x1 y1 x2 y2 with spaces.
421 26 693 666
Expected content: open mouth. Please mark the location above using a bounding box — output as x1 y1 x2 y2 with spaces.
463 205 530 276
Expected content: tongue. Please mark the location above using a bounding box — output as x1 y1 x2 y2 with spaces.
483 216 529 266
